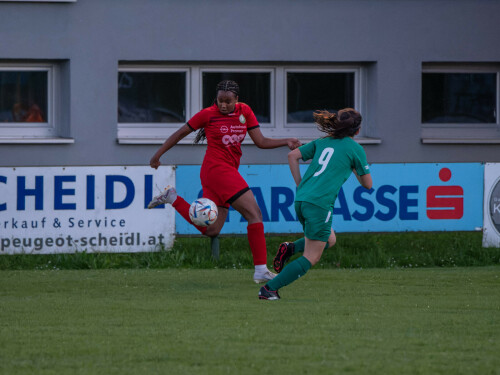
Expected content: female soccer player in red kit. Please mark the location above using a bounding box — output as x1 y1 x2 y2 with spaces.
148 80 301 283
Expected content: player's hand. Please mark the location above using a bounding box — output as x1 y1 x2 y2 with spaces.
287 138 302 150
150 156 161 169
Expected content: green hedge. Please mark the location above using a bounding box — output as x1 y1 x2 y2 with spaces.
1 232 499 270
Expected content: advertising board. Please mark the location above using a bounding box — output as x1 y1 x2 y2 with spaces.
1 163 485 253
175 163 483 234
0 166 174 254
483 163 500 247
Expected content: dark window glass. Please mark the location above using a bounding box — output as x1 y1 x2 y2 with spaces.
202 72 271 123
118 72 186 123
287 72 355 123
422 73 497 123
0 71 48 123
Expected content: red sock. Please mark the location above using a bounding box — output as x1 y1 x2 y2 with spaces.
247 222 267 266
172 196 207 235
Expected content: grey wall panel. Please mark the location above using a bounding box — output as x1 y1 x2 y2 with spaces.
1 0 499 166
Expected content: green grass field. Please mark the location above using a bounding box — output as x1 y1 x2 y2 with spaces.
1 232 499 271
1 267 499 375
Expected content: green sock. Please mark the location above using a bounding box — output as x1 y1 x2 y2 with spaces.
267 256 311 291
293 238 305 253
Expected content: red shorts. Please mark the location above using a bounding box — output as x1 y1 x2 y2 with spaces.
200 162 249 209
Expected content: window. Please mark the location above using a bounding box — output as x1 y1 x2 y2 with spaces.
118 72 187 123
422 64 500 143
0 71 47 123
202 71 271 124
117 67 189 141
0 63 69 143
287 72 355 123
118 64 370 144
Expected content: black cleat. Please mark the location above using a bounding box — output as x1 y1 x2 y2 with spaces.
258 285 280 300
273 242 295 273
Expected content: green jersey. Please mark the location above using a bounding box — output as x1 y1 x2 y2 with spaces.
295 136 370 210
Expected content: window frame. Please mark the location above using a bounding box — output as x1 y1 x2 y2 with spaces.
421 63 500 144
0 63 69 143
0 0 76 2
281 66 364 140
117 66 190 141
117 63 371 145
198 67 275 129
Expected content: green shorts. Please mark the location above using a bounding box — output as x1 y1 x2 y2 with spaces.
295 201 332 242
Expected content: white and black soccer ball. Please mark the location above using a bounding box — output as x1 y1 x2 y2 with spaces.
189 198 218 227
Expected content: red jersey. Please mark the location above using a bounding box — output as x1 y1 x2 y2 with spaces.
187 103 259 169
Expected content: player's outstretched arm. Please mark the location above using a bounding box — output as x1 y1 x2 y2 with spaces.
150 124 193 169
353 169 373 190
288 148 303 186
248 127 301 150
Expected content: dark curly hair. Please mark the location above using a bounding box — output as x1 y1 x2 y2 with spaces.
215 80 239 96
313 108 362 139
194 80 240 144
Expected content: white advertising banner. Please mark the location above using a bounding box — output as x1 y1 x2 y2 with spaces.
483 163 500 247
0 166 175 254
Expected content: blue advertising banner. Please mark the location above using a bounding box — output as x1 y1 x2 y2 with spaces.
175 163 484 234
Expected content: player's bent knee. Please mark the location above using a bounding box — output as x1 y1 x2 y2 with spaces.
204 226 221 237
327 233 336 248
327 238 336 248
306 254 322 266
241 210 262 225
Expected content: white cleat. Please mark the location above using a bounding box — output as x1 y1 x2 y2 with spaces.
147 185 177 209
253 269 277 284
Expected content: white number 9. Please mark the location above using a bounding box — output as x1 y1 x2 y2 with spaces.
313 147 334 177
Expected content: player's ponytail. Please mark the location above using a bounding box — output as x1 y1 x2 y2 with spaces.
313 108 362 139
193 128 206 144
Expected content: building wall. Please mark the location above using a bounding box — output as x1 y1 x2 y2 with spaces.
0 0 499 167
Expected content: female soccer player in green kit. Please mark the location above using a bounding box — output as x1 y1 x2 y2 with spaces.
259 108 373 300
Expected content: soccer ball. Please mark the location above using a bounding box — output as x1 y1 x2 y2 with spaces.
189 198 218 227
